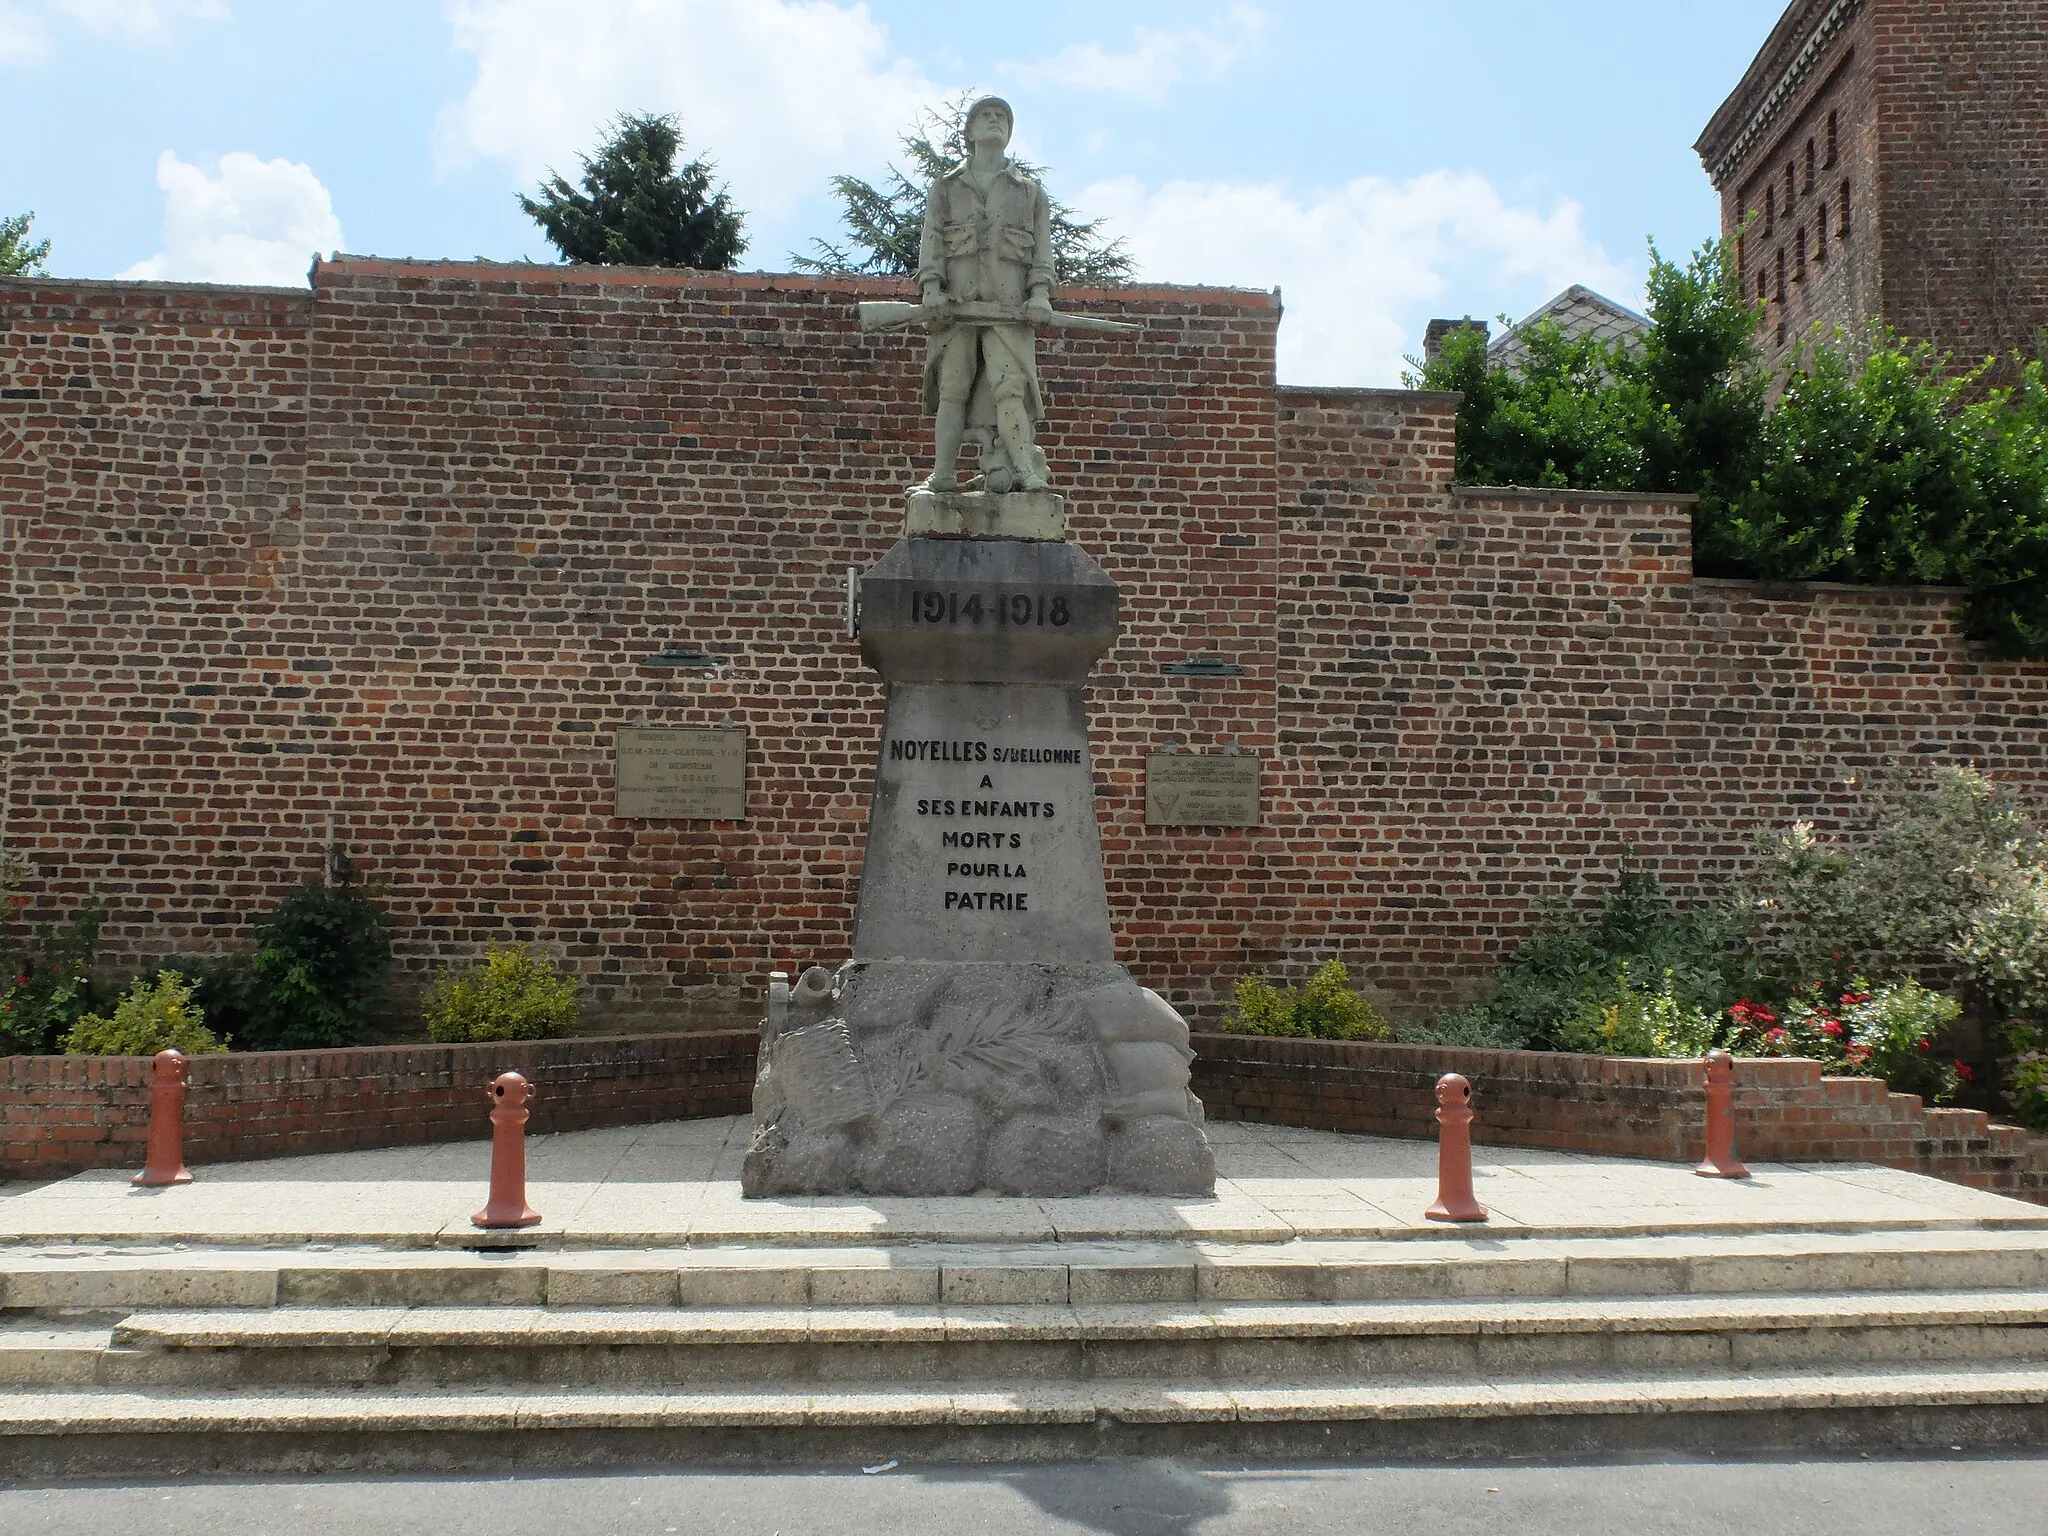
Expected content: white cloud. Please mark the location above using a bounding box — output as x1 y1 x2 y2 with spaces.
438 0 945 220
1005 5 1267 103
120 150 343 287
0 1 48 62
1 0 223 62
56 0 227 40
1080 171 1639 388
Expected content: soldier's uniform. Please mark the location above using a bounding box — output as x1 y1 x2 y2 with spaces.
917 154 1055 482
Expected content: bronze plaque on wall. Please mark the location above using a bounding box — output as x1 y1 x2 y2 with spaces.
1145 752 1262 828
614 728 748 820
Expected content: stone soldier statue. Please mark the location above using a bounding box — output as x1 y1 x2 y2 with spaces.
915 96 1056 494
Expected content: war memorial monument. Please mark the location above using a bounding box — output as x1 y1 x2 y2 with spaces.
741 98 1216 1199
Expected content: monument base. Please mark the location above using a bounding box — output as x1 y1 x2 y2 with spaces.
742 960 1216 1198
905 488 1067 540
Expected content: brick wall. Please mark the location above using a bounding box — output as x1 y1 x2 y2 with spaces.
1871 0 2048 365
1191 1034 2048 1205
8 265 2048 1034
0 1030 757 1179
1700 0 2048 370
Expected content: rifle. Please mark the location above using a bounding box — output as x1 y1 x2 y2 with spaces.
857 300 1141 336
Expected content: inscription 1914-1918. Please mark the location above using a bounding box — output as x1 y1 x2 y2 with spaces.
906 588 1071 627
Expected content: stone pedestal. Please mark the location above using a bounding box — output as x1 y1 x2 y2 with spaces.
742 530 1216 1198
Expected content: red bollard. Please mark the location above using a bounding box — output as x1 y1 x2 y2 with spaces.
472 1071 542 1229
1425 1072 1488 1223
133 1049 194 1188
1696 1049 1751 1179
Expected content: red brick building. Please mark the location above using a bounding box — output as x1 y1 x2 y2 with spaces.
1697 0 2048 369
6 260 2048 1033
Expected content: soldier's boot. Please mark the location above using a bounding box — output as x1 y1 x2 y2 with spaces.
995 399 1047 492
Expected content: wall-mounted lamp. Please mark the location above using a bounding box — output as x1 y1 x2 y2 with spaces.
639 646 727 669
1161 655 1245 677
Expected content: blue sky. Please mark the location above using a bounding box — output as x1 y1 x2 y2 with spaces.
1 0 1790 385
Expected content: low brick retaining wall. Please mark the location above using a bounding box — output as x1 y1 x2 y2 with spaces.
8 1029 2046 1203
2 1032 759 1179
1188 1033 2048 1205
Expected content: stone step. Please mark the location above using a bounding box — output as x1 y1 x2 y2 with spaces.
0 1319 111 1387
5 1363 2048 1474
31 1289 2048 1389
9 1227 2048 1313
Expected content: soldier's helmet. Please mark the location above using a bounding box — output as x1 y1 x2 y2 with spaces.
964 96 1014 144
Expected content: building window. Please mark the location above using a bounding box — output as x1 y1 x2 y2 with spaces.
1826 109 1839 168
1817 206 1829 263
1775 249 1786 304
1765 185 1777 233
1840 179 1852 239
1786 162 1796 208
1795 227 1807 281
1758 271 1769 304
1804 139 1816 192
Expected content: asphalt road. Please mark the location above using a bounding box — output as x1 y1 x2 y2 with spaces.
4 1454 2045 1535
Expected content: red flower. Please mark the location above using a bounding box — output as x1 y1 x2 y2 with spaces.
1918 1038 1932 1052
1767 1027 1787 1042
1955 1061 1976 1082
1821 1021 1844 1037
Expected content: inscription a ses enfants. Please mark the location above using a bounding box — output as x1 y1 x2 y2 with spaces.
887 734 1083 915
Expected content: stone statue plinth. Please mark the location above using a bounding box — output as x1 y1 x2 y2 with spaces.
741 532 1216 1199
905 488 1067 541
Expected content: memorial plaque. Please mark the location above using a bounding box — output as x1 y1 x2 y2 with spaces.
1145 752 1262 827
614 728 747 820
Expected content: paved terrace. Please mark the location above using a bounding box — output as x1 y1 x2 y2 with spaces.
3 1118 2041 1250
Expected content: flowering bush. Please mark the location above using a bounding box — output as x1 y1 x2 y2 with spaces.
1720 980 1963 1100
1 909 106 1057
1745 768 2047 999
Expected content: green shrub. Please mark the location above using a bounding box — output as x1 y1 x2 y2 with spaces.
1 908 107 1057
1222 961 1391 1042
240 880 392 1052
1555 966 1720 1059
143 954 259 1044
61 970 227 1056
2009 1050 2048 1133
1413 226 2048 656
1423 872 1744 1052
1395 1006 1535 1050
423 946 581 1044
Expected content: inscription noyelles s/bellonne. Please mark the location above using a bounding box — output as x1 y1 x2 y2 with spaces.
887 736 1082 916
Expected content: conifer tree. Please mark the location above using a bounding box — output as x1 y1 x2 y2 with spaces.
519 113 746 270
794 96 1134 287
0 212 50 278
